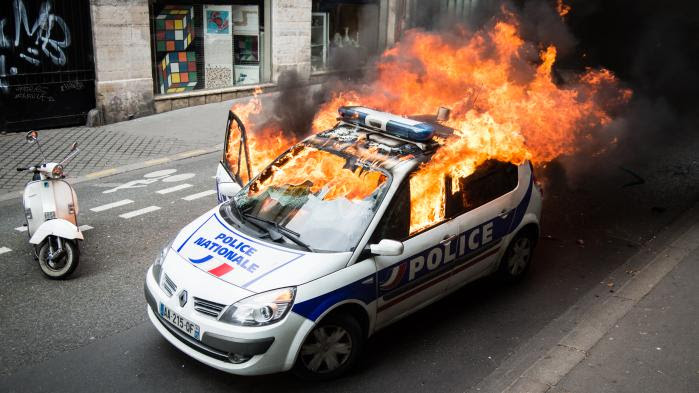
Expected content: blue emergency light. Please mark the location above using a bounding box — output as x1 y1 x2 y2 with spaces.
338 106 435 142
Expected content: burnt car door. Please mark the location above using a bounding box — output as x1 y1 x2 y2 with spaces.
371 179 459 329
445 160 521 289
216 110 252 202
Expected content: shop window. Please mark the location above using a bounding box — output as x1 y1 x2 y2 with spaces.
311 1 380 72
150 1 268 95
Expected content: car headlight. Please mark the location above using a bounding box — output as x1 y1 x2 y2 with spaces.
219 287 296 326
151 240 173 284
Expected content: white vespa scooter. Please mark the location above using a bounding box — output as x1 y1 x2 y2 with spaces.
17 130 83 279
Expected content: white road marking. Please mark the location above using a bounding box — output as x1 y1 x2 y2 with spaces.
79 225 94 231
119 206 161 219
144 169 177 178
161 173 196 183
182 190 217 201
90 199 134 212
156 183 193 194
0 247 12 255
15 226 27 232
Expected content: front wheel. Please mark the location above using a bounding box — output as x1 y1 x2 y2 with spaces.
38 237 80 279
293 313 363 380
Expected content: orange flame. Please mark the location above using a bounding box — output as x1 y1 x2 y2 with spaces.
251 146 387 201
226 88 295 184
557 0 571 19
311 18 630 232
229 10 630 234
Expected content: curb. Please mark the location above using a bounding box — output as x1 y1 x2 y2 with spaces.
472 201 699 393
0 144 222 203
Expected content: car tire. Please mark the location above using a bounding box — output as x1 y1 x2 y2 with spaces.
292 312 364 381
497 230 535 283
38 237 79 279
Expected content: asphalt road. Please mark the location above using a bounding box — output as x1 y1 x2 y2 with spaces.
0 131 697 392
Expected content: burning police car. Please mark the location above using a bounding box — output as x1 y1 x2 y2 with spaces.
144 106 542 379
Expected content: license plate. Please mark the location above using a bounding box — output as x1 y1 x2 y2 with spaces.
159 303 201 340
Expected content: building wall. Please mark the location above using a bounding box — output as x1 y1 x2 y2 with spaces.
271 0 312 81
1 0 97 131
90 0 154 124
90 0 393 123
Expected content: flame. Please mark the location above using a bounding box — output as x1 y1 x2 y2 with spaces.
251 146 387 201
311 17 630 233
226 88 295 184
229 9 630 234
556 0 571 19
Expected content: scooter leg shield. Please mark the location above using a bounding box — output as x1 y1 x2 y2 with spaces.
29 219 84 245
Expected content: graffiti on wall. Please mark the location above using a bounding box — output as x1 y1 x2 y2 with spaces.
0 0 71 93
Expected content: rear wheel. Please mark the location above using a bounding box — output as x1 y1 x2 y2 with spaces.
293 313 363 380
38 237 79 279
497 231 535 282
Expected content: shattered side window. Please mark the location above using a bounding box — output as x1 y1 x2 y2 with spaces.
445 160 519 218
371 180 411 242
233 145 390 252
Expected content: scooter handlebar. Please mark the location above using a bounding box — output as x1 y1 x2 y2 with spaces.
16 167 28 172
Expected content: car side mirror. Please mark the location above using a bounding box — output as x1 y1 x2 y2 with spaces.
369 239 404 256
26 130 38 143
218 182 242 198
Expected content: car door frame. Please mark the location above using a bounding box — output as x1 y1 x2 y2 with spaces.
368 175 460 329
446 163 530 293
216 110 252 202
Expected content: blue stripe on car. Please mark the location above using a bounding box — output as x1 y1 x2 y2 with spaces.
292 176 534 321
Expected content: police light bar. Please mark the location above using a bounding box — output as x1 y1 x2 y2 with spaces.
338 106 435 142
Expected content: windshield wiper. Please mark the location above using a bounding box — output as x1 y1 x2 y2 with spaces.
242 213 314 252
223 202 269 236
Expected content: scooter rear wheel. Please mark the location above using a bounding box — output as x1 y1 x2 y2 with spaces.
38 237 80 279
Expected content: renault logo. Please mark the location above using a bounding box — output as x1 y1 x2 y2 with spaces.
179 290 188 307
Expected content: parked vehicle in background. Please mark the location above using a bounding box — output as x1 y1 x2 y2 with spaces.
17 131 83 279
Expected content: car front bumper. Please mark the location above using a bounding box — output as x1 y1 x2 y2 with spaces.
144 266 315 375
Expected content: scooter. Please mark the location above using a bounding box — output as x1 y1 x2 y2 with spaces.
17 130 83 279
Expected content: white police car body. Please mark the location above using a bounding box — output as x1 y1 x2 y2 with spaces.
145 106 542 379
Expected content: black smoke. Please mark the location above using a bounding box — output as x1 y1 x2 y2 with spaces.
262 71 330 140
400 0 698 202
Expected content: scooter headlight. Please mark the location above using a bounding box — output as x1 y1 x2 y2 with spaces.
51 165 64 178
220 287 296 326
152 240 173 284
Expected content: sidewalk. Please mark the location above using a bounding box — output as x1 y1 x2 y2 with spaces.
550 247 698 393
495 206 699 393
0 92 269 196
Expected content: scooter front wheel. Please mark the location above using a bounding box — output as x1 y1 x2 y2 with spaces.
38 237 80 279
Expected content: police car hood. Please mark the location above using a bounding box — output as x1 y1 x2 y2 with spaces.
172 207 351 293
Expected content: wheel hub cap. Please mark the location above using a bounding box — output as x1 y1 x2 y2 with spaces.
300 325 352 373
509 238 531 275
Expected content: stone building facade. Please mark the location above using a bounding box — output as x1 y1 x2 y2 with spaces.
95 0 404 125
1 0 403 130
91 0 155 124
1 0 483 131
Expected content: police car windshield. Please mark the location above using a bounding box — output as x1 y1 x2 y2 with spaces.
229 145 390 252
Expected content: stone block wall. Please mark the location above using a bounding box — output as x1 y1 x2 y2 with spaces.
90 0 154 124
271 0 312 81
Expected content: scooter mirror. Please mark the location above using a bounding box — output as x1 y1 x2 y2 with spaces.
26 130 38 143
70 142 79 151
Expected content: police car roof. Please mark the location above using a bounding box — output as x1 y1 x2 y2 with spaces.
407 114 457 138
306 109 459 170
306 123 427 170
